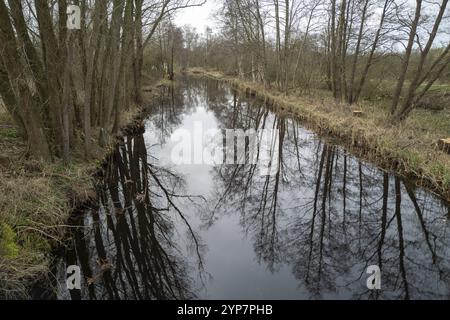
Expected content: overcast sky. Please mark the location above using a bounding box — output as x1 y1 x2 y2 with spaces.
172 0 449 45
174 0 217 33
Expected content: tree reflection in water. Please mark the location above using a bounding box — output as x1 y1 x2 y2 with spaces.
57 126 204 300
54 77 450 300
189 78 450 300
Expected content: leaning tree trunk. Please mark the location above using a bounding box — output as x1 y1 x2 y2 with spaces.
390 0 422 116
0 0 51 160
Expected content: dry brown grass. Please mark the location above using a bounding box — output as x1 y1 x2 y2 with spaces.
0 154 97 297
188 68 450 201
0 173 68 298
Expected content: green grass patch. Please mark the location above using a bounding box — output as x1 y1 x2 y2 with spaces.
0 223 20 259
0 126 19 139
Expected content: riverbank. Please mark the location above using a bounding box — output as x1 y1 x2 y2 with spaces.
187 68 450 202
0 78 167 298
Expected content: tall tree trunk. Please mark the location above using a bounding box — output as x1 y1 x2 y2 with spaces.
274 0 281 89
348 0 369 104
353 0 390 104
390 0 422 115
35 0 64 156
0 0 50 160
83 0 107 158
133 0 144 105
102 0 125 135
393 0 449 121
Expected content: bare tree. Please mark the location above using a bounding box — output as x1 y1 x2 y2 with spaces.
390 0 450 121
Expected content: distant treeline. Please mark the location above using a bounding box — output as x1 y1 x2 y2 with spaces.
155 0 450 121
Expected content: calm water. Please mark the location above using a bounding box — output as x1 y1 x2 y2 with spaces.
44 77 450 300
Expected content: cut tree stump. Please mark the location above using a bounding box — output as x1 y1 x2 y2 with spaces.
438 138 450 154
353 110 363 117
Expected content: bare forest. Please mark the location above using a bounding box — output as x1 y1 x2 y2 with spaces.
0 0 449 301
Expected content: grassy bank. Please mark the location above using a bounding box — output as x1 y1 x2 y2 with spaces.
187 68 450 202
0 79 166 298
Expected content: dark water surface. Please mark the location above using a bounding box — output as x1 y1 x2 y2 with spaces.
46 77 450 300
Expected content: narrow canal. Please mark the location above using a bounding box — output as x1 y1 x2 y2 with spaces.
42 76 450 300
